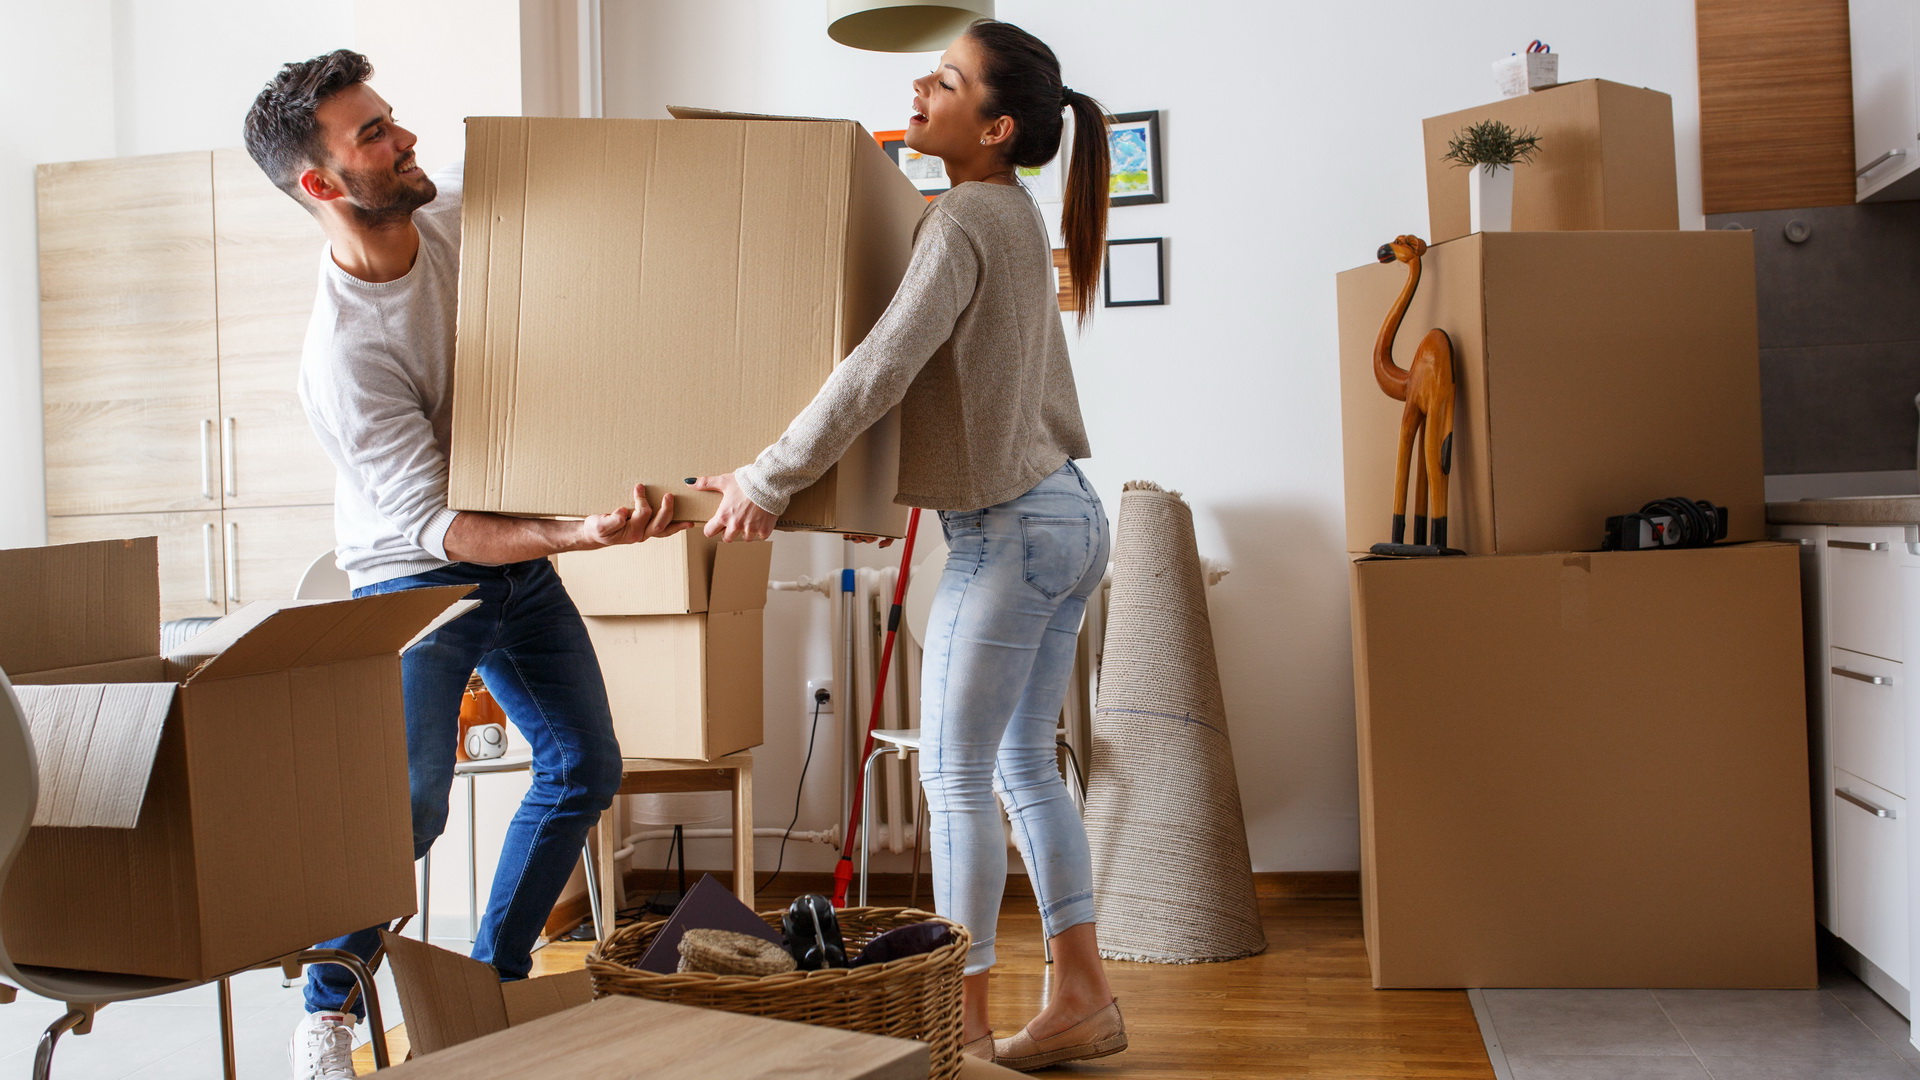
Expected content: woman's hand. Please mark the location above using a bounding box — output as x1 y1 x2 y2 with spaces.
578 484 690 549
843 534 897 548
691 472 778 542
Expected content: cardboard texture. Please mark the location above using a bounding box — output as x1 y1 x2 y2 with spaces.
371 994 929 1080
380 931 593 1057
1350 542 1816 988
449 111 925 538
1423 79 1680 243
555 531 772 616
584 609 763 760
0 539 473 981
1337 230 1764 556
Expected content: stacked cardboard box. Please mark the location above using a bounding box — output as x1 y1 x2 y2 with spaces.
1336 88 1815 988
0 538 474 980
449 110 925 539
556 531 773 760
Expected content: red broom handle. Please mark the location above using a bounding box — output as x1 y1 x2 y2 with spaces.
831 507 922 907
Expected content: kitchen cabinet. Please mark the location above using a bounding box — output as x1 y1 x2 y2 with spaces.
1851 0 1920 201
39 149 334 615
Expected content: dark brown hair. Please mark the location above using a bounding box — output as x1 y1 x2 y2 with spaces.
243 49 374 199
965 20 1109 325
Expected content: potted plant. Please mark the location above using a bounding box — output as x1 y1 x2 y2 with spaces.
1442 120 1542 233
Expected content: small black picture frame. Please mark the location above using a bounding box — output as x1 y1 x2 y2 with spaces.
1107 110 1164 207
1104 237 1166 307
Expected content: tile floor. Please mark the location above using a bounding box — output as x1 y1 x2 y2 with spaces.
1473 965 1920 1080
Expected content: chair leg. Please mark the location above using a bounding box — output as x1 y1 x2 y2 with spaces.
33 1007 91 1080
582 840 605 942
419 850 432 944
859 746 894 907
217 978 238 1080
294 948 391 1069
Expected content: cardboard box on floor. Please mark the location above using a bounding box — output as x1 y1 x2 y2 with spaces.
559 530 770 759
0 537 476 981
1423 79 1679 243
1337 230 1765 556
379 931 593 1057
1350 542 1816 988
449 108 925 539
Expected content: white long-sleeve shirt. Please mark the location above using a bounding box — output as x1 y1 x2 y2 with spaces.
297 162 465 589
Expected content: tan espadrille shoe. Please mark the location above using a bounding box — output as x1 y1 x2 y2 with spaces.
992 999 1127 1072
961 1032 996 1062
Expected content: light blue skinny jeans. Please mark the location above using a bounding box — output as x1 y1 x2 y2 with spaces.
919 460 1111 975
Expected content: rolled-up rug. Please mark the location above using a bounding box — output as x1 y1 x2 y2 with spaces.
1084 481 1266 964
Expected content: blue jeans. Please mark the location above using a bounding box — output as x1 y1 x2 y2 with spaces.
919 461 1111 976
305 558 621 1015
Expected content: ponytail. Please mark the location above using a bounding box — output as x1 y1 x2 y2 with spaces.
966 19 1111 329
1060 89 1110 327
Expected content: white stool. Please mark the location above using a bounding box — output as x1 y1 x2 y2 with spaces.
419 752 597 945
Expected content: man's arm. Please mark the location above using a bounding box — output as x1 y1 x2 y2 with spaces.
443 485 687 564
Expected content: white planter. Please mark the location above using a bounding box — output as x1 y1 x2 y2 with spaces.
1469 165 1514 233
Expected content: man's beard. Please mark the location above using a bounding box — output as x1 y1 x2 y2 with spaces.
338 160 436 229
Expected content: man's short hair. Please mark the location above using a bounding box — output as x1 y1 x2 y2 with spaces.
243 49 374 198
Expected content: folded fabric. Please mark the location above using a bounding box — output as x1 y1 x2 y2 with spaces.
849 922 953 967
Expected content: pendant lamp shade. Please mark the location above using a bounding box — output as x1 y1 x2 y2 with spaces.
827 0 994 53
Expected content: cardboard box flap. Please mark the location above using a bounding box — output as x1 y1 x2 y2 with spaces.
171 585 478 682
0 538 159 678
500 969 593 1027
710 541 774 613
666 106 842 123
17 682 175 828
380 931 512 1056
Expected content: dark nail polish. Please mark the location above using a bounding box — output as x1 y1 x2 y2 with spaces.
684 477 696 484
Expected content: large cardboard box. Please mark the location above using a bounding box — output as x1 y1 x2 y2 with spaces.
560 531 769 760
555 531 772 616
1350 542 1816 988
0 538 474 980
450 109 926 538
380 930 593 1056
1337 230 1765 556
1423 79 1679 243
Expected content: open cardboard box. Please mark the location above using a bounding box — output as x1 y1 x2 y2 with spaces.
1337 229 1765 556
449 107 925 538
1350 542 1814 987
0 538 477 980
380 930 592 1056
559 532 770 760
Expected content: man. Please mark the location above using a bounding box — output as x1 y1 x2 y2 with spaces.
243 50 681 1080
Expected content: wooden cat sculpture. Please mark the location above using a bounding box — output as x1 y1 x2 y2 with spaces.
1372 235 1458 554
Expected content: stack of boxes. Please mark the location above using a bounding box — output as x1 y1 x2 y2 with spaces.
1338 81 1817 988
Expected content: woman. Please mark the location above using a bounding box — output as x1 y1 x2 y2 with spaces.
693 18 1124 1072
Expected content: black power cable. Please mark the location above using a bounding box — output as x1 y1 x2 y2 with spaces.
762 691 829 896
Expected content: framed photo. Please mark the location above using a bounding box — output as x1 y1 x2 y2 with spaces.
1104 237 1166 307
1017 148 1065 204
873 129 948 201
1107 111 1164 206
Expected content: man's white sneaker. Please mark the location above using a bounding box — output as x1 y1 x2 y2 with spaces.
290 1010 357 1080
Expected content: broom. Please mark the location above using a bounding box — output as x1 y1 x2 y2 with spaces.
831 507 922 908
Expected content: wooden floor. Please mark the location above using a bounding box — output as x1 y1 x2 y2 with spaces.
357 896 1494 1078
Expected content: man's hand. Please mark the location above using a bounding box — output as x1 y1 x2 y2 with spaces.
577 484 691 550
843 534 897 548
691 472 777 543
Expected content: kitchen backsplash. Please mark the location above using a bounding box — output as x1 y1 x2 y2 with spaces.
1707 201 1920 476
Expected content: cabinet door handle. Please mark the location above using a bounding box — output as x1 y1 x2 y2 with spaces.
225 520 239 605
223 417 237 498
1832 666 1896 686
1828 540 1890 551
200 419 215 500
1858 148 1908 178
202 522 216 603
1837 787 1896 818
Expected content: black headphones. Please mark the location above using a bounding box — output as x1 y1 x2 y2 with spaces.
782 894 847 971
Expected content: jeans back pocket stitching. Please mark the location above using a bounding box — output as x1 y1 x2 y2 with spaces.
1020 517 1091 599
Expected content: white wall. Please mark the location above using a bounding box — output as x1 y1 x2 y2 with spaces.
601 0 1707 876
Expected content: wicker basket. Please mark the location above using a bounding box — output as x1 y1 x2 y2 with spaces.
587 907 967 1080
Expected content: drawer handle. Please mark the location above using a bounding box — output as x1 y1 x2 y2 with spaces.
1858 148 1908 178
1837 787 1897 818
200 419 216 500
1833 666 1896 686
1828 540 1890 551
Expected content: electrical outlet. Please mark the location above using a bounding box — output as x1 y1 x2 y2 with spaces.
806 679 835 714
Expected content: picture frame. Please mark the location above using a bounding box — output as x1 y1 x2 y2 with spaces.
1104 237 1166 307
873 129 948 201
1107 110 1164 206
1017 149 1065 204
